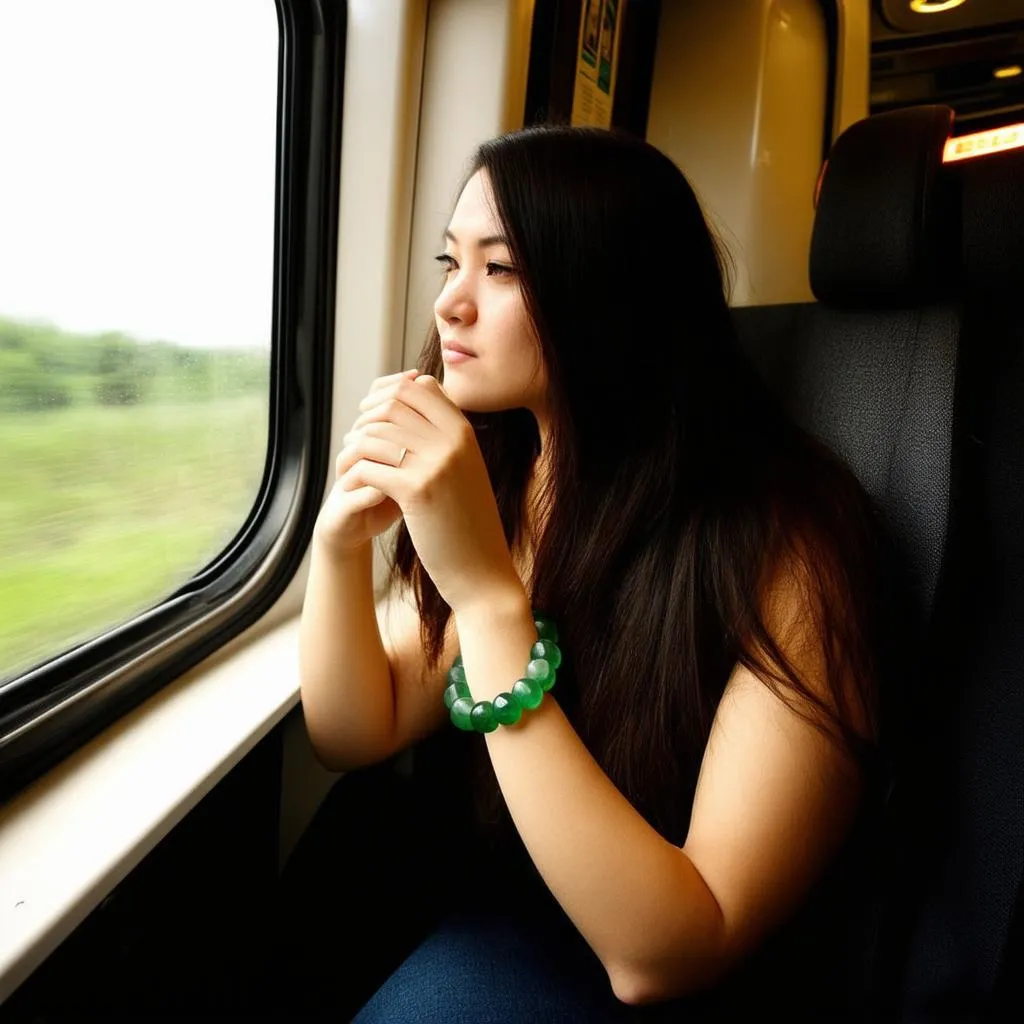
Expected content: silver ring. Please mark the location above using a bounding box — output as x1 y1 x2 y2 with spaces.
397 447 408 467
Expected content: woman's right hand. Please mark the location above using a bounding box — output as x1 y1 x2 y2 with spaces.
313 368 419 557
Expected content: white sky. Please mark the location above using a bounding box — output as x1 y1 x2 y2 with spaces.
0 1 278 350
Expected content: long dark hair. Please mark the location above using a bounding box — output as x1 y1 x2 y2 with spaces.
389 126 883 844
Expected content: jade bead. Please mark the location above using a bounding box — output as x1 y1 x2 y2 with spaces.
492 692 522 726
470 701 499 733
525 658 556 692
443 680 470 710
532 612 559 643
450 697 475 731
512 676 544 710
453 653 463 668
448 663 467 686
531 639 562 670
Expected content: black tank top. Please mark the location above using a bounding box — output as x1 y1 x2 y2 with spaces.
415 719 887 1021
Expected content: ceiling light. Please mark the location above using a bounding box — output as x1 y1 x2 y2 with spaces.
909 0 968 13
994 65 1023 80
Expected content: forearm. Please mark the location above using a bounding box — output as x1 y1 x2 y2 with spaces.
453 594 727 1004
298 537 395 770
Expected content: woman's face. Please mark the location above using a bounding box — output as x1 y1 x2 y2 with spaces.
434 169 547 417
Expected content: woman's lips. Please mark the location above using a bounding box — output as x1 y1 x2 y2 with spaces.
441 340 476 364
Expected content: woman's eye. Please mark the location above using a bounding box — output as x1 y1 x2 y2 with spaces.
486 262 516 277
434 253 458 274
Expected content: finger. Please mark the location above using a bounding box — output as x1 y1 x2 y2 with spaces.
360 369 420 411
351 393 436 438
342 420 410 450
351 377 459 434
370 368 419 392
336 433 409 481
342 457 405 499
358 383 405 416
415 373 453 400
341 483 392 513
356 373 450 419
389 374 467 433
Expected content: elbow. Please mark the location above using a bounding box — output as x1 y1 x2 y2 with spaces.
304 727 354 773
607 956 728 1008
608 961 717 1007
308 740 383 774
302 709 392 774
604 896 731 1006
305 729 389 774
308 741 353 774
607 963 704 1008
607 966 664 1007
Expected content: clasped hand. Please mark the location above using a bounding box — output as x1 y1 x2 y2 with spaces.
336 371 524 614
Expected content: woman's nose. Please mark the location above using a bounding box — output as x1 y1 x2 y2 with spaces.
434 275 477 327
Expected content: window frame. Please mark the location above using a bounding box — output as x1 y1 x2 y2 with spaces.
0 0 344 801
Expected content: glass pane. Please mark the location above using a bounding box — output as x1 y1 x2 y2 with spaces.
0 1 279 681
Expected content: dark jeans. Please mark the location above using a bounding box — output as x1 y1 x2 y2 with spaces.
273 755 868 1022
272 760 698 1022
351 909 689 1023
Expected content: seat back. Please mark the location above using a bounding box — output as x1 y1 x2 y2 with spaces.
733 105 961 617
731 105 965 1018
893 138 1024 1023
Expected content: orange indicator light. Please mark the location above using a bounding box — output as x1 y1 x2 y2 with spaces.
943 123 1024 163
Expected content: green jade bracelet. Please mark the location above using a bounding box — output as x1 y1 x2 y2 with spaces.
443 610 562 733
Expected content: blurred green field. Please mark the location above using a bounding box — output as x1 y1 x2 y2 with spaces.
0 397 269 679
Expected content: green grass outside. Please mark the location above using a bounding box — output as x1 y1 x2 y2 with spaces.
0 397 269 679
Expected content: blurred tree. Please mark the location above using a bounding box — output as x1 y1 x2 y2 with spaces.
94 333 149 405
0 349 72 411
0 317 268 408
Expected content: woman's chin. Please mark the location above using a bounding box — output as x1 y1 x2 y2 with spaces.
439 379 475 408
443 387 506 415
440 376 524 415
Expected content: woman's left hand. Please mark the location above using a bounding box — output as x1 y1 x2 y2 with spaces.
339 373 525 615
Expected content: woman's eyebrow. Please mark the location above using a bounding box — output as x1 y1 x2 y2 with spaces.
443 228 509 249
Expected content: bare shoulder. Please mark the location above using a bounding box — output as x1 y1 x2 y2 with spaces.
757 539 876 742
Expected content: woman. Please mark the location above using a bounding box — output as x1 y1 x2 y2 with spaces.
297 126 889 1020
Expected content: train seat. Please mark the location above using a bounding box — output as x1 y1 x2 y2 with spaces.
892 133 1024 1023
732 104 964 1018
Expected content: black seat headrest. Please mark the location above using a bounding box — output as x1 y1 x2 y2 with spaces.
953 140 1024 297
811 105 959 310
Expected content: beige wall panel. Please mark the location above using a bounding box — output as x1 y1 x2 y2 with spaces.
749 1 829 303
402 0 534 363
646 0 828 307
834 0 871 136
279 0 428 868
332 0 426 451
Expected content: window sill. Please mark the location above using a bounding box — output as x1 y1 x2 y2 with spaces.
0 614 302 1004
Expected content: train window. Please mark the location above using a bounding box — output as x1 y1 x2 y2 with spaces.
0 1 278 681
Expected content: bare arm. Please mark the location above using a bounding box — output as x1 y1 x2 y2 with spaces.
298 535 457 772
298 537 392 771
453 568 866 1006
